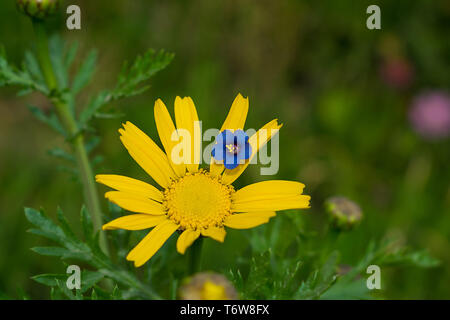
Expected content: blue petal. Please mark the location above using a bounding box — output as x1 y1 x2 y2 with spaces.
224 158 239 170
224 162 239 170
233 129 248 141
213 130 251 168
222 130 235 145
224 152 239 169
212 130 234 161
211 143 225 161
236 142 252 161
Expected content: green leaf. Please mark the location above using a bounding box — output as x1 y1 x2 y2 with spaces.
26 206 162 299
229 269 244 295
80 271 104 294
111 49 174 100
33 270 104 295
0 46 48 94
71 49 97 94
296 251 339 299
31 245 90 261
25 207 93 262
16 88 33 97
56 207 78 242
320 277 372 300
56 164 79 180
25 207 66 244
357 239 440 270
31 246 72 257
50 287 58 300
85 136 101 154
110 285 122 300
273 260 303 299
24 51 44 83
27 105 66 136
245 250 273 298
75 49 172 127
91 288 98 300
78 90 110 125
49 35 69 89
91 155 104 167
32 273 66 287
47 147 75 162
377 248 440 268
94 112 125 119
64 41 79 72
49 35 82 92
80 206 94 243
55 279 81 300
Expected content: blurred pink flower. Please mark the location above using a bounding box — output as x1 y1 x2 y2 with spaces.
409 91 450 140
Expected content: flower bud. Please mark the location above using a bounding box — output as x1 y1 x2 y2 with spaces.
179 272 238 300
325 196 362 231
16 0 60 20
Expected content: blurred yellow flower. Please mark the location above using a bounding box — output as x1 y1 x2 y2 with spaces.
97 94 310 267
201 281 228 300
179 272 238 300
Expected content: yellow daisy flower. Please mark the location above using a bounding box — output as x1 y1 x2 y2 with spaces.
97 94 311 267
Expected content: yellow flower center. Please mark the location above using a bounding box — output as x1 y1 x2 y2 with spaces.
163 170 234 230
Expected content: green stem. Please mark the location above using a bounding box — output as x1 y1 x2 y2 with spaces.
187 237 204 275
321 226 340 263
32 19 109 256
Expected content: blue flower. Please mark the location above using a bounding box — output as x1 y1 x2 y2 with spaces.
212 130 252 170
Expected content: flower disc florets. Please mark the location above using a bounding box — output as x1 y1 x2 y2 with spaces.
163 170 234 230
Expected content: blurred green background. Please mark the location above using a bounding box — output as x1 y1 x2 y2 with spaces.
1 0 449 299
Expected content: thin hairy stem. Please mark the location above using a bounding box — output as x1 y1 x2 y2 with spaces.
32 19 109 256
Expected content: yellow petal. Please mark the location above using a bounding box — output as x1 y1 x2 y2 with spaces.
96 174 163 202
224 212 276 229
174 97 201 173
176 229 201 254
209 160 225 177
233 180 305 203
154 99 186 177
105 191 165 215
201 227 226 242
102 214 167 230
119 121 176 188
220 93 249 131
221 119 283 184
126 220 179 267
210 94 249 177
232 195 311 212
